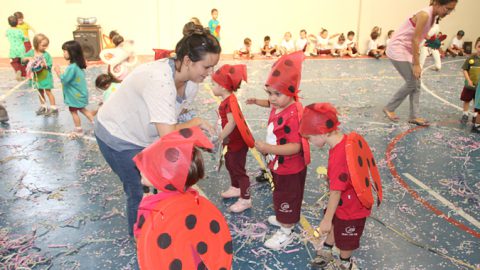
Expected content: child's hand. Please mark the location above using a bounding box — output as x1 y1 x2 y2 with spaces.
53 65 61 76
467 79 474 88
246 98 256 105
318 218 332 235
255 141 270 154
22 57 32 64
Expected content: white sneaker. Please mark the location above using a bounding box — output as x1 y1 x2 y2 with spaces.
264 229 294 250
220 186 240 198
229 198 252 213
267 215 281 227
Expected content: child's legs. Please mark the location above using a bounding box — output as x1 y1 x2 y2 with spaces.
37 89 46 105
79 108 94 123
10 58 25 76
432 50 442 70
224 147 250 199
43 89 56 106
272 168 307 227
69 108 81 128
24 41 32 52
333 216 366 259
460 87 475 112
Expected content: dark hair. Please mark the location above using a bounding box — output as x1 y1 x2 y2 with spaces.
62 40 87 69
475 37 480 47
320 28 328 35
8 16 17 27
95 73 119 90
183 21 197 36
338 34 345 42
347 31 355 36
300 29 307 34
387 30 394 36
264 36 271 42
32 33 49 50
211 8 218 14
371 31 379 40
109 30 124 47
174 24 221 71
184 147 205 187
433 0 458 4
457 30 465 36
244 38 252 45
13 11 24 19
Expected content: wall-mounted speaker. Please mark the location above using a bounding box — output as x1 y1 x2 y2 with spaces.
463 41 472 55
73 26 102 61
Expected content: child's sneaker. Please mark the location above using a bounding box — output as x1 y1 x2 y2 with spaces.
267 215 281 227
15 70 22 81
229 198 252 213
472 125 480 134
48 108 59 116
334 258 358 270
35 106 48 115
220 186 240 198
264 229 294 250
461 114 469 124
310 249 334 269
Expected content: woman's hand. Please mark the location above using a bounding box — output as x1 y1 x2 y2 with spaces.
413 64 422 79
198 118 214 135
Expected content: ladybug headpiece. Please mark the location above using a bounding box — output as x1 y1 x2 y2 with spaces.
265 51 304 100
133 127 213 192
212 64 247 91
300 103 340 135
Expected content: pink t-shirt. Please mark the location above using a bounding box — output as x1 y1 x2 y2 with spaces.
386 6 434 62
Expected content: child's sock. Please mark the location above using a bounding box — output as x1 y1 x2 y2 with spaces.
339 256 352 269
50 105 57 110
280 225 293 235
463 111 469 116
322 242 333 251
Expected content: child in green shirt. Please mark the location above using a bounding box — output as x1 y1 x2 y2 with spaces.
6 15 26 81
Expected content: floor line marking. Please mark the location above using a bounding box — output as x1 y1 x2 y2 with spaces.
3 129 96 141
0 79 28 102
403 173 480 230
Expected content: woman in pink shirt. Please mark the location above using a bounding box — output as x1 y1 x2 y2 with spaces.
383 0 457 126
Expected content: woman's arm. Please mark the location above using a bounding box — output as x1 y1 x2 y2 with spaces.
412 11 429 79
155 117 213 137
246 98 270 107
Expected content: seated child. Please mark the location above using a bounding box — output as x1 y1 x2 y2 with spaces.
279 32 295 55
386 30 394 48
331 34 351 57
261 35 278 57
296 29 308 53
345 31 359 57
446 30 465 57
133 126 233 270
366 31 385 59
234 38 254 59
92 73 121 116
310 29 340 56
299 103 382 270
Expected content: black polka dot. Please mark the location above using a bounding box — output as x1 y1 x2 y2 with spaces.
338 173 348 182
284 125 291 134
272 70 281 77
277 117 283 125
229 67 236 74
358 156 363 167
372 158 376 167
179 128 193 138
326 119 334 129
142 185 150 193
197 241 208 255
365 177 370 187
358 140 363 149
137 215 145 229
165 148 180 162
288 85 295 93
165 184 177 191
278 156 284 164
338 199 343 206
279 138 287 145
284 59 293 67
220 268 227 270
169 259 182 270
224 240 233 254
210 220 220 234
197 262 206 270
186 215 197 230
157 233 171 249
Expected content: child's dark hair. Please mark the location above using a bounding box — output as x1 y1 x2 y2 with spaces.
244 38 252 45
457 30 465 36
8 16 18 27
62 40 87 69
109 30 124 47
371 31 379 40
300 29 307 34
211 8 218 14
387 30 394 37
174 23 221 71
13 12 24 19
433 0 458 4
338 34 345 42
264 36 271 42
320 28 328 35
475 37 480 47
347 31 355 36
184 147 205 187
96 73 119 90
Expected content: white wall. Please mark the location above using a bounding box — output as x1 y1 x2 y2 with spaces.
1 0 478 58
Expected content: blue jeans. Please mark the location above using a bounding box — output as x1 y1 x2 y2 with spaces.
96 135 143 236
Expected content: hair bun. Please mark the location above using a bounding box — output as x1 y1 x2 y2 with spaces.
184 23 207 37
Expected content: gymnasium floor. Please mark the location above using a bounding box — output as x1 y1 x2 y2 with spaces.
0 55 479 270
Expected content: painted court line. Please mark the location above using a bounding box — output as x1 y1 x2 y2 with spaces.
0 79 28 102
403 173 480 230
3 129 96 142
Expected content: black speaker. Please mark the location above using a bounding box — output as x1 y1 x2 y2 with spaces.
464 41 472 55
73 29 101 61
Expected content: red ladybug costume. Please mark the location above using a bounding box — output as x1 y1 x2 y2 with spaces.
133 127 233 270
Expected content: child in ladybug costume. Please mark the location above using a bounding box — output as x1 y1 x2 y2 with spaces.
133 127 232 270
246 51 311 250
300 103 383 270
211 64 254 213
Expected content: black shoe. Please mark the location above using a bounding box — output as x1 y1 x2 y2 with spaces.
472 125 480 133
472 116 477 124
255 169 269 183
461 114 469 124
